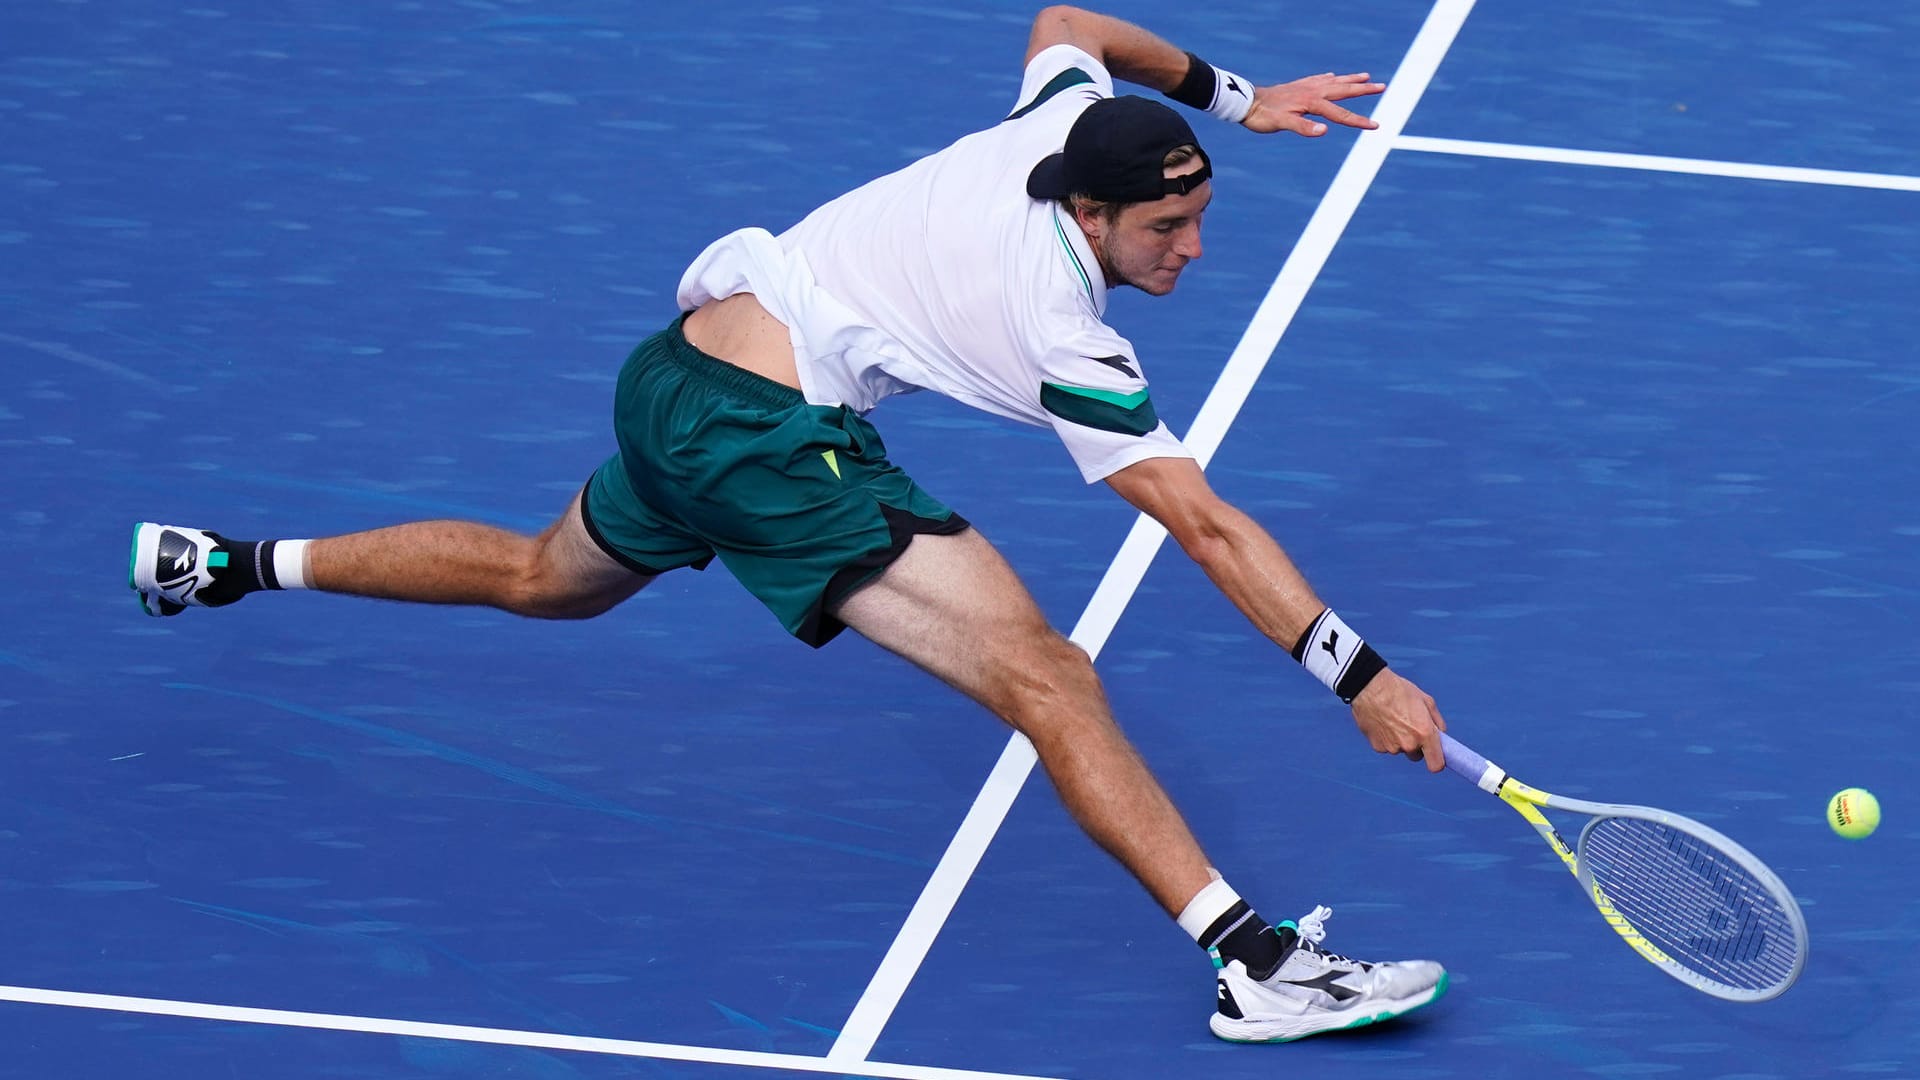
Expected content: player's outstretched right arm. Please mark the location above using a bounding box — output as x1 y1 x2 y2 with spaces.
1025 6 1384 137
1105 454 1449 771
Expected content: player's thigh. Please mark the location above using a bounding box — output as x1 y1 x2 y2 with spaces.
530 488 656 615
831 528 1094 719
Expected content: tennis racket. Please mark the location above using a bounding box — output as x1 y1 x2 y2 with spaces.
1439 732 1807 1002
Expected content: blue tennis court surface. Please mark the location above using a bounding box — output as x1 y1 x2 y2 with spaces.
4 1 1916 1077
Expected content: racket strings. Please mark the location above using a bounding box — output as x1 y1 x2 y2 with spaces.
1592 835 1782 981
1578 817 1799 993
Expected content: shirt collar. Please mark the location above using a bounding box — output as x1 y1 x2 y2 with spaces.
1050 203 1108 315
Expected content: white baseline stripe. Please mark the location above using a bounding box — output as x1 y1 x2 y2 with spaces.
1394 135 1920 192
0 984 1067 1080
826 0 1478 1065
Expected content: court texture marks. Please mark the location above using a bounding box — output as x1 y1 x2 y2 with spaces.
2 0 1916 1077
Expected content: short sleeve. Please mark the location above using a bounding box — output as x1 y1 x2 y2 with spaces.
1009 44 1114 119
1038 324 1195 483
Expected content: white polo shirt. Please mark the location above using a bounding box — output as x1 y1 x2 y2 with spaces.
676 44 1194 483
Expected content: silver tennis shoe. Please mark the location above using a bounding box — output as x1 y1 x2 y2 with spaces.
129 522 231 617
1210 905 1448 1043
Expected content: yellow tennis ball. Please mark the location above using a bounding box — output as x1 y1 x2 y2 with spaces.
1828 788 1880 839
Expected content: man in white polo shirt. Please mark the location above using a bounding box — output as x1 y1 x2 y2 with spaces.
132 6 1452 1042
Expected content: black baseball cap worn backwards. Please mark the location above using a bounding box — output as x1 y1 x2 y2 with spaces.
1027 95 1213 203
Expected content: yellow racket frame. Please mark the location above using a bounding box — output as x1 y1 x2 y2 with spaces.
1442 733 1806 1001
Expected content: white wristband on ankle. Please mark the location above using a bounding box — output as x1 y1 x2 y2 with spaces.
1176 878 1243 943
275 539 313 590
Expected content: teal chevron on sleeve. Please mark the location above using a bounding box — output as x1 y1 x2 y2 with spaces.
1008 68 1096 120
1040 382 1159 436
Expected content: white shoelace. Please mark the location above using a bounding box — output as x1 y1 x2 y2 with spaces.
1295 904 1333 944
1292 905 1359 965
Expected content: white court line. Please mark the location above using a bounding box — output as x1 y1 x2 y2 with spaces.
0 331 176 391
826 0 1478 1066
0 984 1068 1080
1394 135 1920 192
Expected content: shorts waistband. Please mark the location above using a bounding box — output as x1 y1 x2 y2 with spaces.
655 311 807 411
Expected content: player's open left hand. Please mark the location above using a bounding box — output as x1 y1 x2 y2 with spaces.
1349 669 1448 772
1243 72 1385 137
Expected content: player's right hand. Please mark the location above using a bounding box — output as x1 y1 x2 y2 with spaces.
1349 669 1447 772
1243 72 1386 137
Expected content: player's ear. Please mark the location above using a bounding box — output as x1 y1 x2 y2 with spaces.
1071 199 1105 242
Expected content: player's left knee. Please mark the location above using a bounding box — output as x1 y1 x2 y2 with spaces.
994 631 1106 732
500 560 600 619
515 582 624 620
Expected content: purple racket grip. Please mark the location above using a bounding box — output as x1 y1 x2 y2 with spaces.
1440 733 1497 788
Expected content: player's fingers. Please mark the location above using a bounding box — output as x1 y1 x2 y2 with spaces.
1325 81 1387 101
1421 721 1447 773
1428 695 1448 732
1314 102 1376 130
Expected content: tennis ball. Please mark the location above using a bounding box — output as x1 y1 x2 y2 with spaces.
1827 788 1880 840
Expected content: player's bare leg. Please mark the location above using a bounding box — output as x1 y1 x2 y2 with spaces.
831 526 1212 915
833 527 1447 1041
130 489 651 619
309 490 648 617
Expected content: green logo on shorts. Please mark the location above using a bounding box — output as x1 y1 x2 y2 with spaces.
821 449 842 479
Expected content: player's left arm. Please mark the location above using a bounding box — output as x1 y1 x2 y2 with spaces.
1104 453 1448 770
1024 5 1385 137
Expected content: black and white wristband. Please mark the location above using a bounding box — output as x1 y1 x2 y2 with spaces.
1289 608 1389 704
1165 51 1254 124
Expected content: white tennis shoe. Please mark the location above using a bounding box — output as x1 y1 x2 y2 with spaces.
1210 905 1448 1043
129 522 231 617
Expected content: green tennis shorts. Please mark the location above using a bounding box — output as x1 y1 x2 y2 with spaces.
581 313 968 647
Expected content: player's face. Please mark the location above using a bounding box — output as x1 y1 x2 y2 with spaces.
1091 163 1211 296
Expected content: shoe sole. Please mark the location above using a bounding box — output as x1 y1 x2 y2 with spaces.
128 522 182 617
1209 971 1450 1044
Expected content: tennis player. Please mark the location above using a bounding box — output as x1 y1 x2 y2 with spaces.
131 6 1450 1042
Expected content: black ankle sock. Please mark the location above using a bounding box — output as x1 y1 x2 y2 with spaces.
196 536 281 607
1201 900 1297 981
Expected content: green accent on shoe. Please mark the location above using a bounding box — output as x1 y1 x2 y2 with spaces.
127 523 151 615
208 551 229 568
1207 946 1224 971
1276 920 1298 932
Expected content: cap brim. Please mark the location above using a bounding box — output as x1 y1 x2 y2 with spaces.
1026 152 1070 200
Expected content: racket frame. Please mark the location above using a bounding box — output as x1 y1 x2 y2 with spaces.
1440 733 1808 1002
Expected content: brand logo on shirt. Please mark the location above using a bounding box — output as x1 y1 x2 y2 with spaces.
1082 354 1139 379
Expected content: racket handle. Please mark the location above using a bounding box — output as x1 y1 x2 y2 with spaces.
1439 733 1503 792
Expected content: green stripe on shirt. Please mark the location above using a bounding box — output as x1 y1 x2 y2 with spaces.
1052 210 1094 305
1007 68 1095 120
1041 382 1159 436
